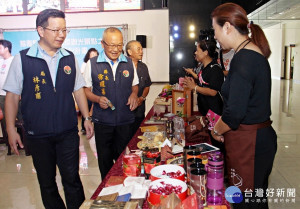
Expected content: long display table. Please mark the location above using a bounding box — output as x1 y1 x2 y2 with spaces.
90 107 230 209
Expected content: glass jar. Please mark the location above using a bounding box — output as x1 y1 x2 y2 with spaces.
190 169 207 208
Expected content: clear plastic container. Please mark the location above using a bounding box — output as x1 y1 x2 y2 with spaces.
206 152 224 205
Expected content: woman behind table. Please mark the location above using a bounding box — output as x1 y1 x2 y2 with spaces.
211 3 277 209
183 39 224 116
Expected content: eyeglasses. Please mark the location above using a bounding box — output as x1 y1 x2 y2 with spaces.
43 27 70 35
102 41 123 50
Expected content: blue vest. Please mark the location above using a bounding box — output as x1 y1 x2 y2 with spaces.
91 56 135 126
20 48 78 137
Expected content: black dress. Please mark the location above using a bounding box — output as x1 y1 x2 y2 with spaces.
197 60 224 116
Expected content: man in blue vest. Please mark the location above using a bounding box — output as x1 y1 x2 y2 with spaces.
4 9 94 209
83 27 138 179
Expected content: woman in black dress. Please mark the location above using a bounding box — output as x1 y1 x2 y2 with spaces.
183 40 224 116
211 3 277 209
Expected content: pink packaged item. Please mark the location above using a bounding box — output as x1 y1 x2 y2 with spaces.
206 109 221 130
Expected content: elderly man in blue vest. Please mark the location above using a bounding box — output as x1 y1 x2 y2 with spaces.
4 9 94 209
83 27 138 180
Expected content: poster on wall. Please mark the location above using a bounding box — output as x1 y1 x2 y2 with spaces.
27 0 61 14
0 0 23 15
3 28 108 67
65 0 100 12
103 0 142 11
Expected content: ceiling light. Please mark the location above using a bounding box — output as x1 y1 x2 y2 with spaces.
189 32 195 38
189 25 195 31
176 52 183 60
174 25 179 31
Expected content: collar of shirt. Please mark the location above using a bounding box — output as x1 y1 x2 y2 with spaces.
96 50 128 81
26 42 70 59
97 50 128 66
26 42 71 87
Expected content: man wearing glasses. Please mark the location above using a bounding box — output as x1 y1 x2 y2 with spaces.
4 9 94 209
83 27 139 179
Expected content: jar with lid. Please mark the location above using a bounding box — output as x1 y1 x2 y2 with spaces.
206 151 224 205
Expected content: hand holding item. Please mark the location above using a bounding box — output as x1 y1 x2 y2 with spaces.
98 96 109 109
210 129 224 143
183 76 196 91
107 100 115 110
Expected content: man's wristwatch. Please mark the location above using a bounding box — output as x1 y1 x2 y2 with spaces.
84 116 92 121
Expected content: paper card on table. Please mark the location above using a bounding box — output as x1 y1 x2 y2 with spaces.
119 185 135 196
98 184 123 196
131 187 147 199
206 109 221 130
123 177 145 187
120 185 147 199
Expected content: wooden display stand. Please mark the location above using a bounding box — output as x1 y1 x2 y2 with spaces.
172 89 192 121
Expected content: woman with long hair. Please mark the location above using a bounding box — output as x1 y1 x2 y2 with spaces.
211 3 277 209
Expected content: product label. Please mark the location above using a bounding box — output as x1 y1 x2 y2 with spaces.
207 177 224 190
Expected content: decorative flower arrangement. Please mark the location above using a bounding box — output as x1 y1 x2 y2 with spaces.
159 85 173 99
176 97 185 107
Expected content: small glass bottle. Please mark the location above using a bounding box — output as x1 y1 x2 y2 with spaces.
206 152 224 205
165 117 174 140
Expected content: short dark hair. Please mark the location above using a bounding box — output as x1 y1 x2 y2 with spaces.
36 9 65 28
0 39 12 53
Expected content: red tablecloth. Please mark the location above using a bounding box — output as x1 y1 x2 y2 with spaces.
90 107 230 208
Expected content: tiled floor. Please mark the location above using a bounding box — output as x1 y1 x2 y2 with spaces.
0 81 300 208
